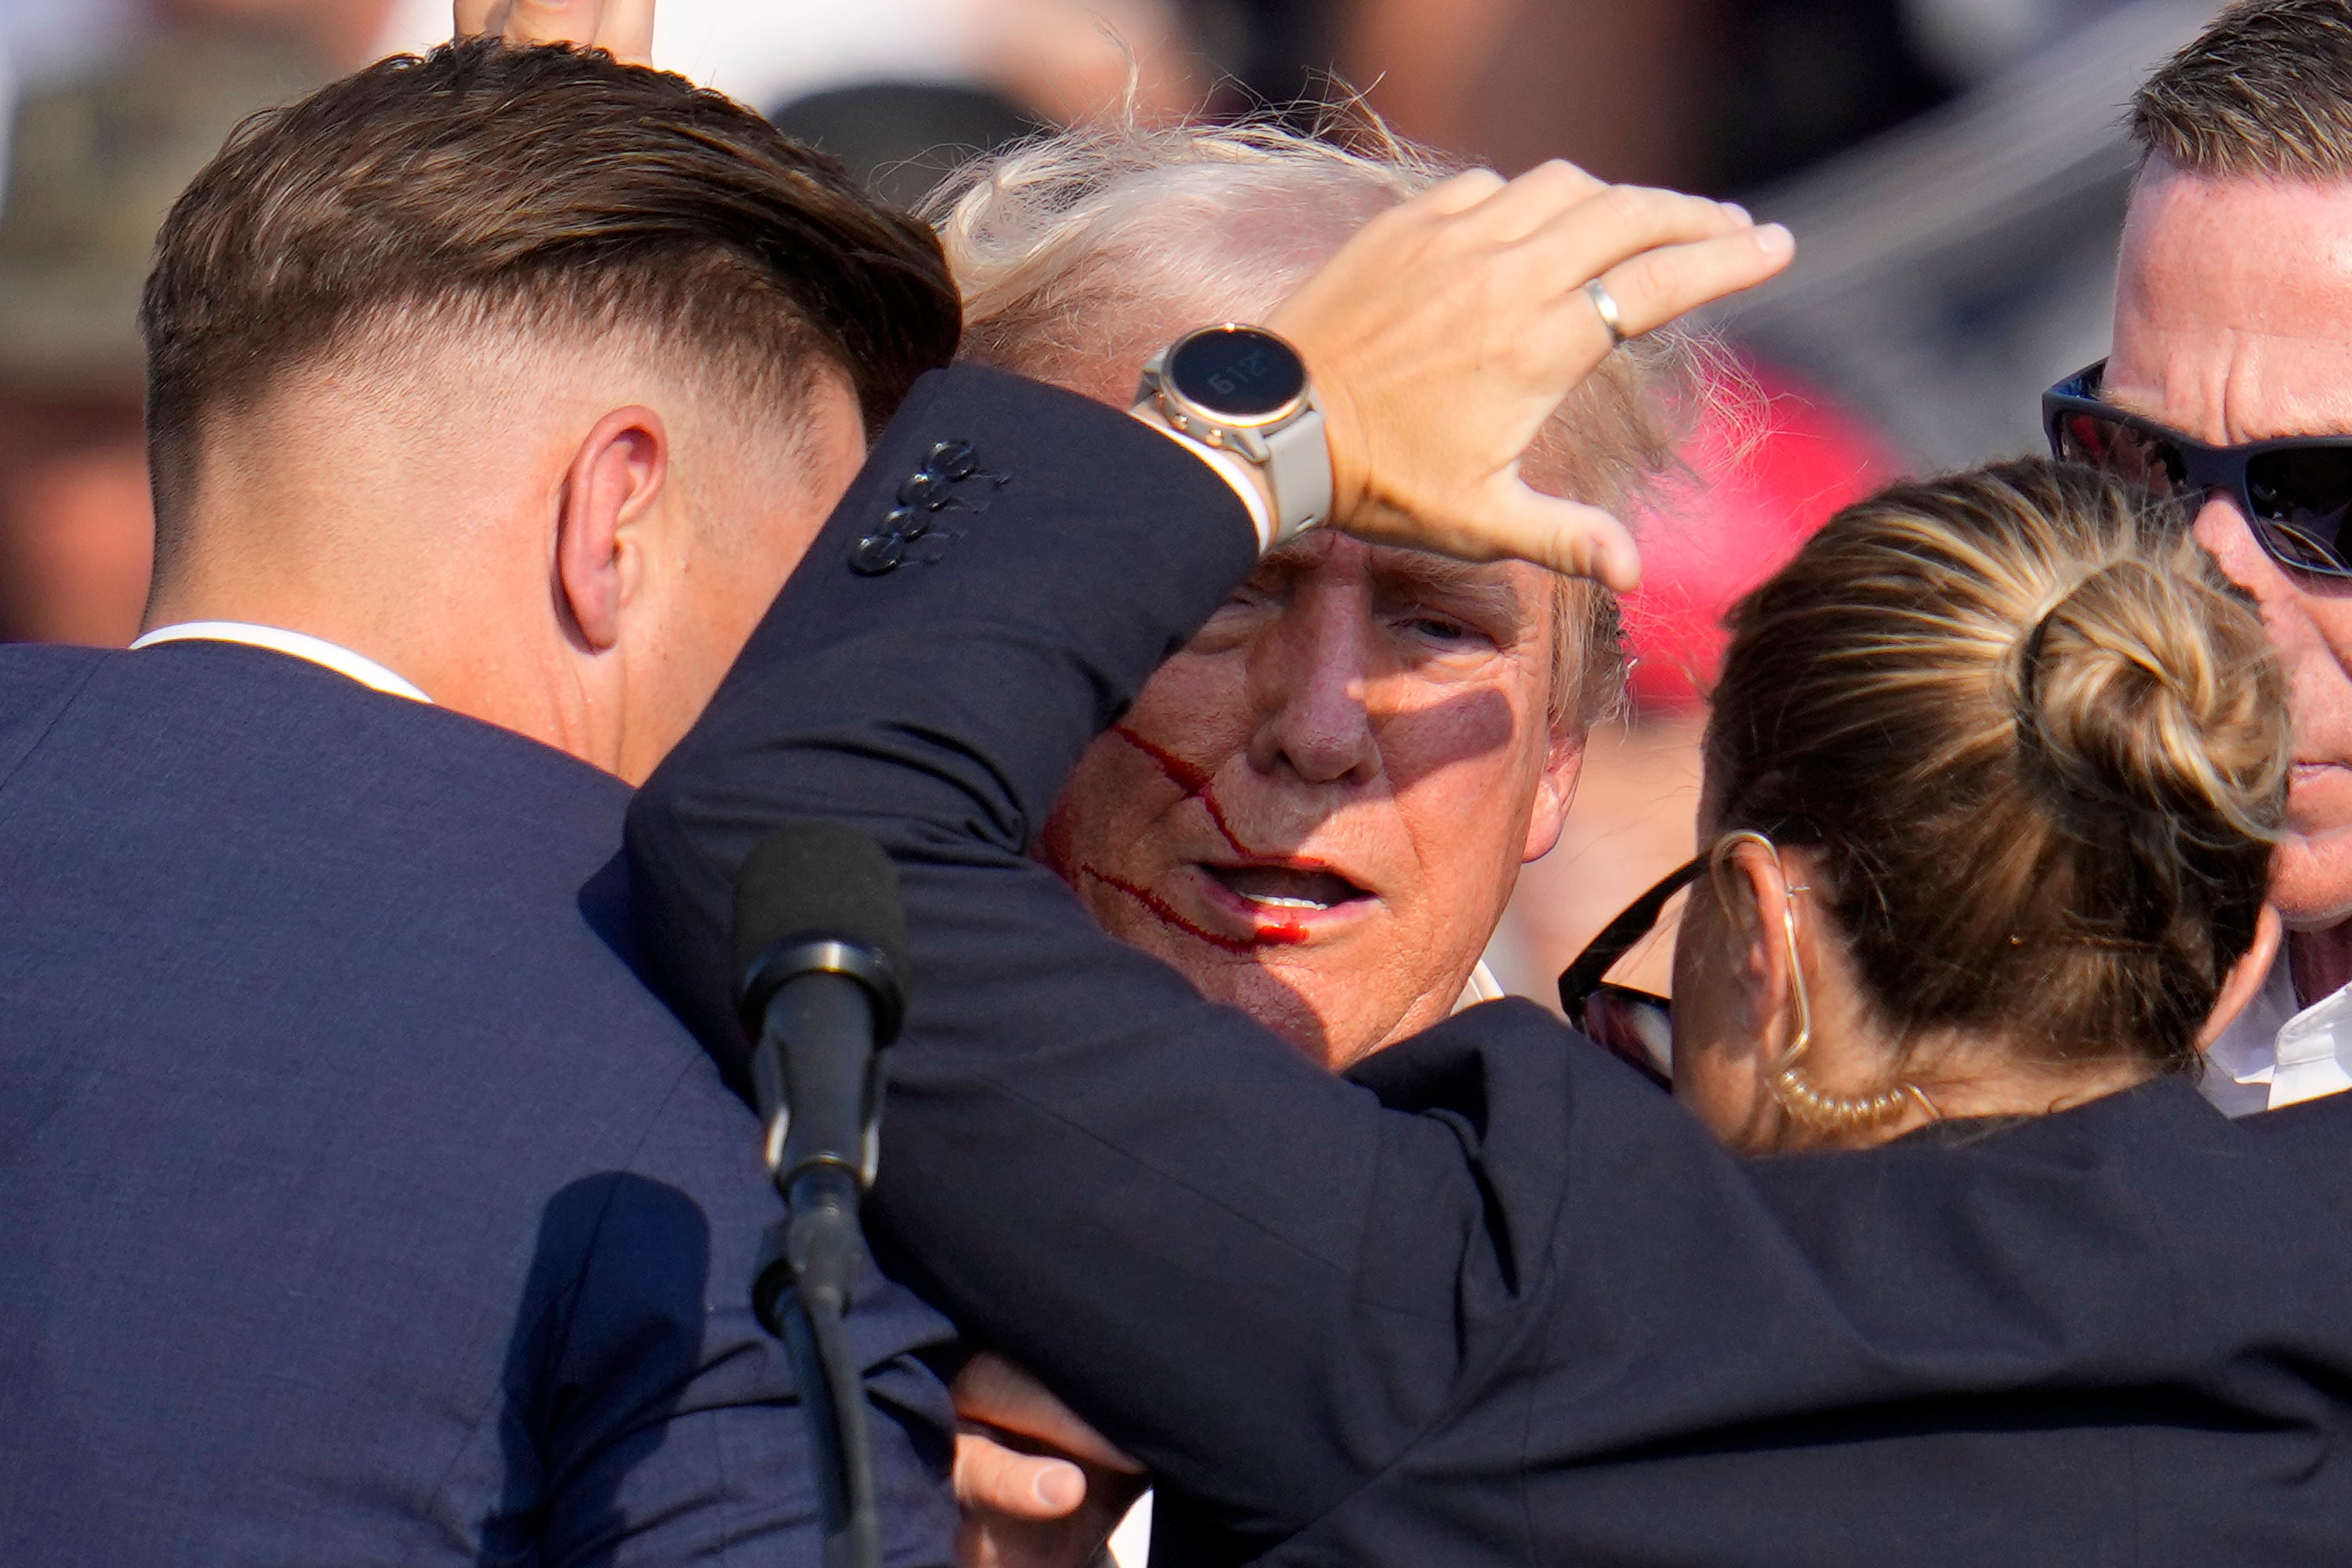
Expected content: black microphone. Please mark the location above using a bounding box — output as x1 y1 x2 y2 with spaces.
732 820 909 1568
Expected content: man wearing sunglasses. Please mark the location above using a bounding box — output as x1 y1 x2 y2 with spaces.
2043 0 2352 1116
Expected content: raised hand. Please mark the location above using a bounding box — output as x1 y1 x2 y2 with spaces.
452 0 655 64
1265 160 1793 588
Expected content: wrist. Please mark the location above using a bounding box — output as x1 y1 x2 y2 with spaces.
1135 325 1329 547
1128 401 1280 550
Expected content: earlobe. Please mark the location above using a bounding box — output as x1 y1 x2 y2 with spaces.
554 406 668 653
1519 731 1586 862
2198 903 2283 1051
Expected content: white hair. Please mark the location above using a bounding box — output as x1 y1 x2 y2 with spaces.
924 115 1710 728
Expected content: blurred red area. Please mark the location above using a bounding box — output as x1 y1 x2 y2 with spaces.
1489 355 1902 1007
1623 358 1903 714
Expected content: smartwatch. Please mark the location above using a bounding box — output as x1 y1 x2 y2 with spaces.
1138 324 1331 545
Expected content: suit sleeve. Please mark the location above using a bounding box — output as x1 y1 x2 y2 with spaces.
627 366 1599 1550
516 1060 957 1568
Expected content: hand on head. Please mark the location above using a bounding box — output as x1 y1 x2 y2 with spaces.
453 0 653 62
1265 161 1793 589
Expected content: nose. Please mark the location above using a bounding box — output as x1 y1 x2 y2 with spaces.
1244 581 1382 786
2190 491 2296 607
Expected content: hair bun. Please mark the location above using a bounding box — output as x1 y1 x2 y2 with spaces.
2018 554 2287 846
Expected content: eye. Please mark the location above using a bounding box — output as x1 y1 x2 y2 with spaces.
1192 581 1282 652
1391 601 1501 649
1404 614 1474 642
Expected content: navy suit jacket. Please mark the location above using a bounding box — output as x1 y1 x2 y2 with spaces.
631 366 2352 1565
0 640 956 1566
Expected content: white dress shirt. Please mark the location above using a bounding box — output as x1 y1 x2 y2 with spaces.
2201 947 2352 1117
129 621 431 703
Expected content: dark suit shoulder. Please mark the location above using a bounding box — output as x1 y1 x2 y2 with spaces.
2233 1087 2352 1227
0 642 106 788
0 640 953 1566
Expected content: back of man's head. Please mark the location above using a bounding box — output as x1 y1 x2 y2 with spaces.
2132 0 2352 178
141 37 959 568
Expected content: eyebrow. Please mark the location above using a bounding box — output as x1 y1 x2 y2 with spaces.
1255 539 1523 596
1368 549 1515 598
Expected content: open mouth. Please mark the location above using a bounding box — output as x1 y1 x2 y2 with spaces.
1201 863 1371 913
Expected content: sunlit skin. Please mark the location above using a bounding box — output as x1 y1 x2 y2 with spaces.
1665 822 2278 1155
1036 530 1581 1069
147 337 865 785
2107 159 2352 996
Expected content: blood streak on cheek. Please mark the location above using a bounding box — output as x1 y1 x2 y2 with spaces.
1109 724 1250 858
1080 726 1314 950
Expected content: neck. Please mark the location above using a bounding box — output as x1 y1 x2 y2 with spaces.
1779 1033 2158 1152
2290 922 2352 1008
1910 1055 2157 1127
150 546 612 774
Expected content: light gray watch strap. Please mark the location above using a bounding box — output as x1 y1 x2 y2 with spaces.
1261 405 1332 546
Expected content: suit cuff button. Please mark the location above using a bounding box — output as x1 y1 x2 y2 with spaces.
850 532 909 575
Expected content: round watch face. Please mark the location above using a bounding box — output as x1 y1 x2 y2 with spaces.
1167 325 1307 422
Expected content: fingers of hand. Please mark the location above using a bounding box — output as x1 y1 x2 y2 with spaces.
459 0 653 60
1515 183 1766 298
452 0 501 34
1351 485 1641 586
955 1432 1088 1519
593 0 655 61
1413 167 1508 217
501 0 590 42
1490 485 1642 589
951 1352 1143 1474
1458 158 1610 243
1572 223 1795 342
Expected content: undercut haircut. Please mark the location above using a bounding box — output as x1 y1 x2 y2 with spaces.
2132 0 2352 180
141 37 959 558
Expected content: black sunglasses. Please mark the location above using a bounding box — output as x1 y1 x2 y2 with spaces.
2043 360 2352 578
1556 858 1699 1093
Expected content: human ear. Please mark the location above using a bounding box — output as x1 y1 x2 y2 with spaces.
554 406 666 653
1711 837 1797 1048
2196 903 2282 1051
1519 725 1586 862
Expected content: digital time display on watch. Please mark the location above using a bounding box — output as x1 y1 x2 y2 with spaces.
1167 325 1308 421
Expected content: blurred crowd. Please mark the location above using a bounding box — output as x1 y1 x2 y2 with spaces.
0 0 2225 1000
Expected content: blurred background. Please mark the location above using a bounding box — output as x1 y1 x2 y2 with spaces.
0 0 2226 996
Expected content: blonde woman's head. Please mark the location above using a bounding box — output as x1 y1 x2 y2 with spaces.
1671 460 2287 1149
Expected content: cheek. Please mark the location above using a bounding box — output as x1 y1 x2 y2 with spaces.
1037 738 1152 882
1376 684 1549 879
1038 659 1247 879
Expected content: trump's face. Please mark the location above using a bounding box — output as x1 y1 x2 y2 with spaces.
1037 529 1582 1069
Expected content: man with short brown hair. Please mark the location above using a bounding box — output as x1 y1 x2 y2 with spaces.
0 34 964 1566
136 34 957 776
2047 0 2352 1116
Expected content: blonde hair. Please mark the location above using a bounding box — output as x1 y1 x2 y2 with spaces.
2133 0 2352 180
923 115 1703 730
1707 460 2288 1073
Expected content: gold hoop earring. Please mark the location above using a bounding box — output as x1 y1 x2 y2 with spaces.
1709 831 1940 1135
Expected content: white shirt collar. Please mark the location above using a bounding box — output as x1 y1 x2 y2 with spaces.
2202 945 2352 1116
129 621 431 703
1453 960 1505 1014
